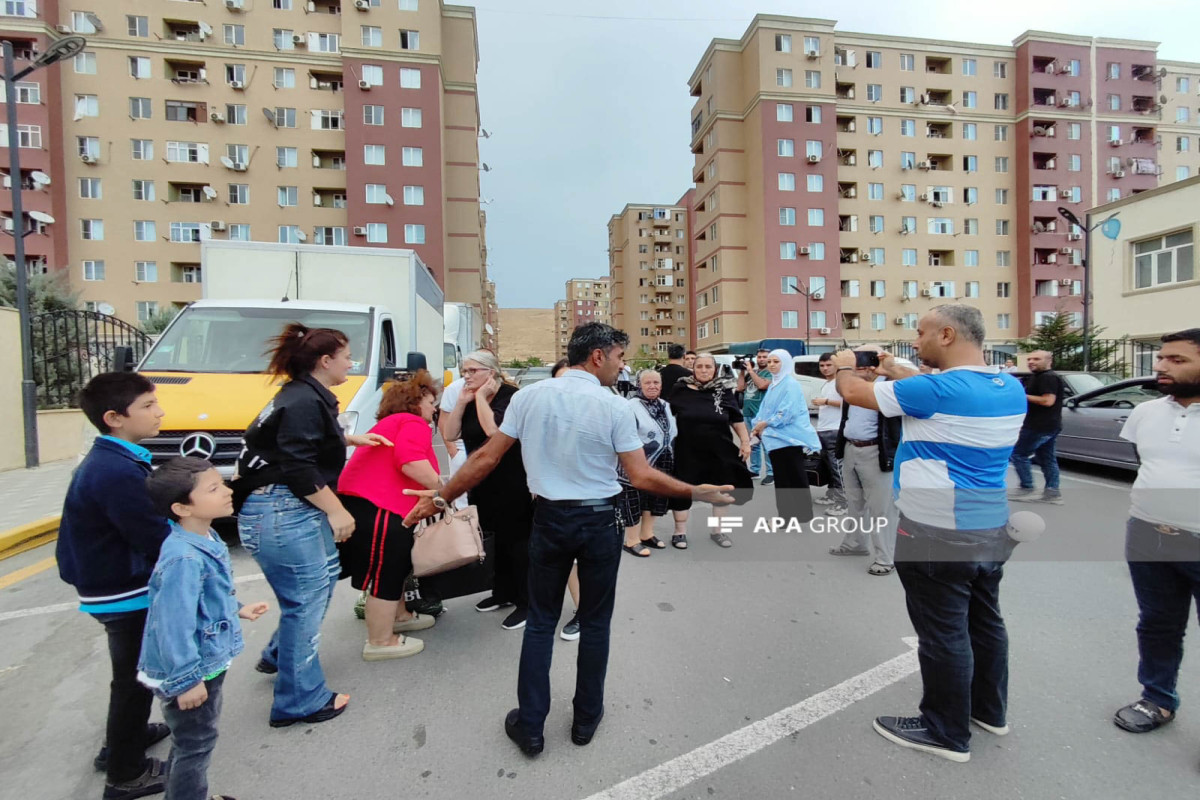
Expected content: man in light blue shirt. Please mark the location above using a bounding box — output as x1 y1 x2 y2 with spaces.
405 323 732 757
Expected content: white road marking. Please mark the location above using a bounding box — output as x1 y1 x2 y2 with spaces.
1061 474 1133 489
582 637 920 800
0 573 265 623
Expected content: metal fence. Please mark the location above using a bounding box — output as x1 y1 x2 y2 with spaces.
1049 338 1161 378
883 341 1012 367
30 310 152 409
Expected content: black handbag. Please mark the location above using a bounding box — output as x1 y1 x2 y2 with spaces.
404 531 495 603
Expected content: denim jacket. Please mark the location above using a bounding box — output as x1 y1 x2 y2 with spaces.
137 522 244 698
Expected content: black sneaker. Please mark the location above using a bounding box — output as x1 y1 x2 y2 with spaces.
255 658 278 675
761 476 775 486
102 757 167 800
872 716 969 763
502 607 527 630
94 723 171 771
475 596 513 613
560 615 580 641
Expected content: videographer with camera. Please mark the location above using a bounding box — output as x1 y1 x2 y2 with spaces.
736 349 774 485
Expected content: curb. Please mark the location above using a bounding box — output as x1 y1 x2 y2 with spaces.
0 516 60 562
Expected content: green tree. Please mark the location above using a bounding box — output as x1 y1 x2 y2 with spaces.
140 307 180 335
504 356 545 369
1017 311 1126 375
0 266 90 408
0 265 80 313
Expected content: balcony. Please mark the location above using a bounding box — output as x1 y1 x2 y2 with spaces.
924 55 951 75
312 149 346 170
653 229 672 242
309 70 344 91
924 153 952 171
1033 152 1058 170
1034 248 1059 266
1131 95 1158 114
924 88 951 105
927 249 954 267
166 59 207 84
1032 56 1058 75
1131 64 1157 82
836 115 857 134
313 188 347 209
1033 88 1057 107
310 0 341 13
1130 126 1156 145
836 81 855 100
164 20 204 42
1030 120 1057 138
1031 216 1059 234
167 182 213 203
838 148 857 167
838 213 858 232
839 248 860 264
837 183 858 201
925 121 952 139
691 112 703 138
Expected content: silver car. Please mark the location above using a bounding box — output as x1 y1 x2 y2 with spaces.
1057 377 1162 470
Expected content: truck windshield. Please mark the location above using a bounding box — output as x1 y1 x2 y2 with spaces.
142 307 371 374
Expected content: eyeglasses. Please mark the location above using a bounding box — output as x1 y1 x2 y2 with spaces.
462 367 490 376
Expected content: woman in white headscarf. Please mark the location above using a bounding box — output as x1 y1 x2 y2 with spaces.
749 349 821 526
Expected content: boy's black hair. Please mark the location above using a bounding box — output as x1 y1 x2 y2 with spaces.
146 457 215 521
818 352 834 362
666 344 685 360
78 372 157 434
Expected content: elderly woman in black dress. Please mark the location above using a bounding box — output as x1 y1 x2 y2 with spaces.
666 353 754 548
619 369 680 557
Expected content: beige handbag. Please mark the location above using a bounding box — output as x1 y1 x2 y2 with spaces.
411 505 486 577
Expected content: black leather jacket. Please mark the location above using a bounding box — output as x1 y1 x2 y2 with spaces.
234 374 346 505
834 382 903 472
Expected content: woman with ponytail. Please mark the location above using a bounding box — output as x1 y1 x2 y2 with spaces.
234 322 389 727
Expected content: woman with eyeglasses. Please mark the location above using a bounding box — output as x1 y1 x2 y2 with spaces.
440 350 532 631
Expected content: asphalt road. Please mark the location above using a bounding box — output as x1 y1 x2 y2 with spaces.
1 462 1198 800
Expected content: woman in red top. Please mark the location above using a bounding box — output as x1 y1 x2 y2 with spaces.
337 370 441 662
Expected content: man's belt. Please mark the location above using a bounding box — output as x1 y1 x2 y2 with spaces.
537 497 619 509
846 438 880 448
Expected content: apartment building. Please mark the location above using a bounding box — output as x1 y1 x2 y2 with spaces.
0 0 489 326
553 276 610 360
686 15 1200 350
607 201 690 359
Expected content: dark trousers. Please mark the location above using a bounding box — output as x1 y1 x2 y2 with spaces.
894 516 1013 752
816 430 845 500
94 610 156 784
516 502 622 735
479 499 532 608
161 672 225 800
768 446 814 525
1125 517 1200 713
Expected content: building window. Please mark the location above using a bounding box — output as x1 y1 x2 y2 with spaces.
135 261 157 282
777 103 793 122
79 177 102 199
74 94 99 117
399 67 421 88
274 146 297 168
169 222 201 243
314 227 347 246
776 68 792 88
361 64 384 86
1069 154 1082 171
228 184 249 205
127 15 148 37
996 314 1011 330
399 0 418 9
781 276 799 294
995 188 1009 204
963 155 977 172
964 250 980 267
273 67 295 89
136 302 158 323
866 84 882 102
994 61 1007 78
779 208 796 226
133 221 156 242
899 53 914 71
779 173 796 191
401 107 422 128
1107 62 1120 79
364 105 384 125
805 140 822 159
83 260 105 281
805 106 822 123
313 33 340 53
229 224 250 241
404 224 426 244
366 223 388 243
74 52 97 74
994 93 1009 111
273 107 297 128
780 242 797 260
364 183 388 204
869 215 884 233
997 282 1011 298
962 58 977 76
902 249 917 267
225 104 247 125
805 70 821 89
810 311 827 329
963 91 977 109
1068 123 1081 140
867 116 882 135
364 144 386 165
1134 230 1194 289
777 139 794 157
277 186 298 207
995 156 1009 173
963 123 977 141
900 119 915 137
1177 107 1191 123
273 29 295 51
403 185 424 205
1176 166 1190 182
224 24 245 46
361 26 382 47
807 208 824 227
401 147 423 167
807 174 823 192
782 311 799 329
129 97 151 119
803 36 819 55
132 179 155 201
81 219 104 240
868 183 883 200
996 251 1011 267
775 33 791 53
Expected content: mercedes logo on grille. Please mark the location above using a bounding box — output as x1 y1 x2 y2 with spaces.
180 432 218 459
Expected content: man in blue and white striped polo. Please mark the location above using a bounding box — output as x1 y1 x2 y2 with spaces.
832 304 1027 764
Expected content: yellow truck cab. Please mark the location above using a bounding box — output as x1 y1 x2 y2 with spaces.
134 241 443 476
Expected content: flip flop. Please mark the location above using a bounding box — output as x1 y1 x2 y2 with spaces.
640 536 667 550
671 534 688 550
623 543 651 557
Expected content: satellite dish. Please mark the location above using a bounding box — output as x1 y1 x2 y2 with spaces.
384 194 395 206
202 185 218 199
85 12 104 32
98 303 115 315
296 231 307 241
220 156 235 169
30 170 51 185
199 21 213 34
28 210 55 224
262 107 277 125
485 323 495 335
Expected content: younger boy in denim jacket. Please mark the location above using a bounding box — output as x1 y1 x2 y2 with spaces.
140 457 269 800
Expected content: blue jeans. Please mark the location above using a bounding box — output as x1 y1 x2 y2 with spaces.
1010 428 1060 490
894 516 1014 752
161 671 225 800
1125 517 1200 713
238 486 340 721
749 441 773 478
516 502 622 736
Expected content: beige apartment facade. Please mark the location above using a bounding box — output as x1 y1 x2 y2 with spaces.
496 307 554 365
1 0 488 325
685 15 1200 351
1089 174 1198 344
608 203 689 359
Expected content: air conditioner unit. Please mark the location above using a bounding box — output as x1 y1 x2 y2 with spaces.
1110 138 1123 146
55 24 71 33
1060 189 1073 199
312 194 322 206
806 50 819 59
806 155 820 163
1113 170 1125 178
210 220 227 231
859 250 872 261
229 80 244 90
848 252 859 263
1033 126 1048 137
293 34 306 45
918 192 929 201
1045 63 1056 74
225 0 243 10
2 218 13 231
798 246 811 255
80 154 98 164
1059 279 1074 286
1067 232 1082 241
210 112 225 123
931 201 944 208
847 319 860 329
353 226 368 236
231 162 247 172
358 80 371 90
1060 247 1073 255
354 0 370 8
818 327 831 335
811 291 824 300
894 316 906 325
1058 98 1072 107
921 288 933 297
916 160 931 170
1032 222 1046 233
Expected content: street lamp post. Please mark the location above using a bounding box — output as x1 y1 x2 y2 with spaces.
1056 206 1092 372
3 35 87 469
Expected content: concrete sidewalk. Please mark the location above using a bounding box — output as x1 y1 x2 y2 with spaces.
0 458 75 536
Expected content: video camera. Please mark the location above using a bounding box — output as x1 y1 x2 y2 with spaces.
732 354 756 370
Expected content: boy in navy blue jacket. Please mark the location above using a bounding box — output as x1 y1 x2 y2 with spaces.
57 372 172 800
141 457 268 800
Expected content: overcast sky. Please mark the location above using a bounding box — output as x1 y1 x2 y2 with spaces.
472 0 1200 309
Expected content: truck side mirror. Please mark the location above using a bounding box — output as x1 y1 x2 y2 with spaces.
404 352 427 372
112 346 136 373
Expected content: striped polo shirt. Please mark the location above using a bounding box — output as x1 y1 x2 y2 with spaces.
874 366 1027 530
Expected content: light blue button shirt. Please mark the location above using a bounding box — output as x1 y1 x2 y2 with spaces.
843 376 884 440
498 369 643 500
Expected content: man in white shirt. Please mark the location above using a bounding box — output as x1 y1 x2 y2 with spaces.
1111 329 1200 749
404 323 732 758
811 353 847 512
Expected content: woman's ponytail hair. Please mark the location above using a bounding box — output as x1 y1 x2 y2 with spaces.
265 323 349 380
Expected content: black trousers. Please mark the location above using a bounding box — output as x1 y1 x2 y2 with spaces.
768 446 814 525
476 496 532 608
94 609 155 784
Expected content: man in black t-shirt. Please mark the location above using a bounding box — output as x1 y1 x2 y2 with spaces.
1009 350 1065 504
658 343 692 396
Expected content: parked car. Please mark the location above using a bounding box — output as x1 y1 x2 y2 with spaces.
1055 377 1162 470
1012 370 1121 400
515 366 553 388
